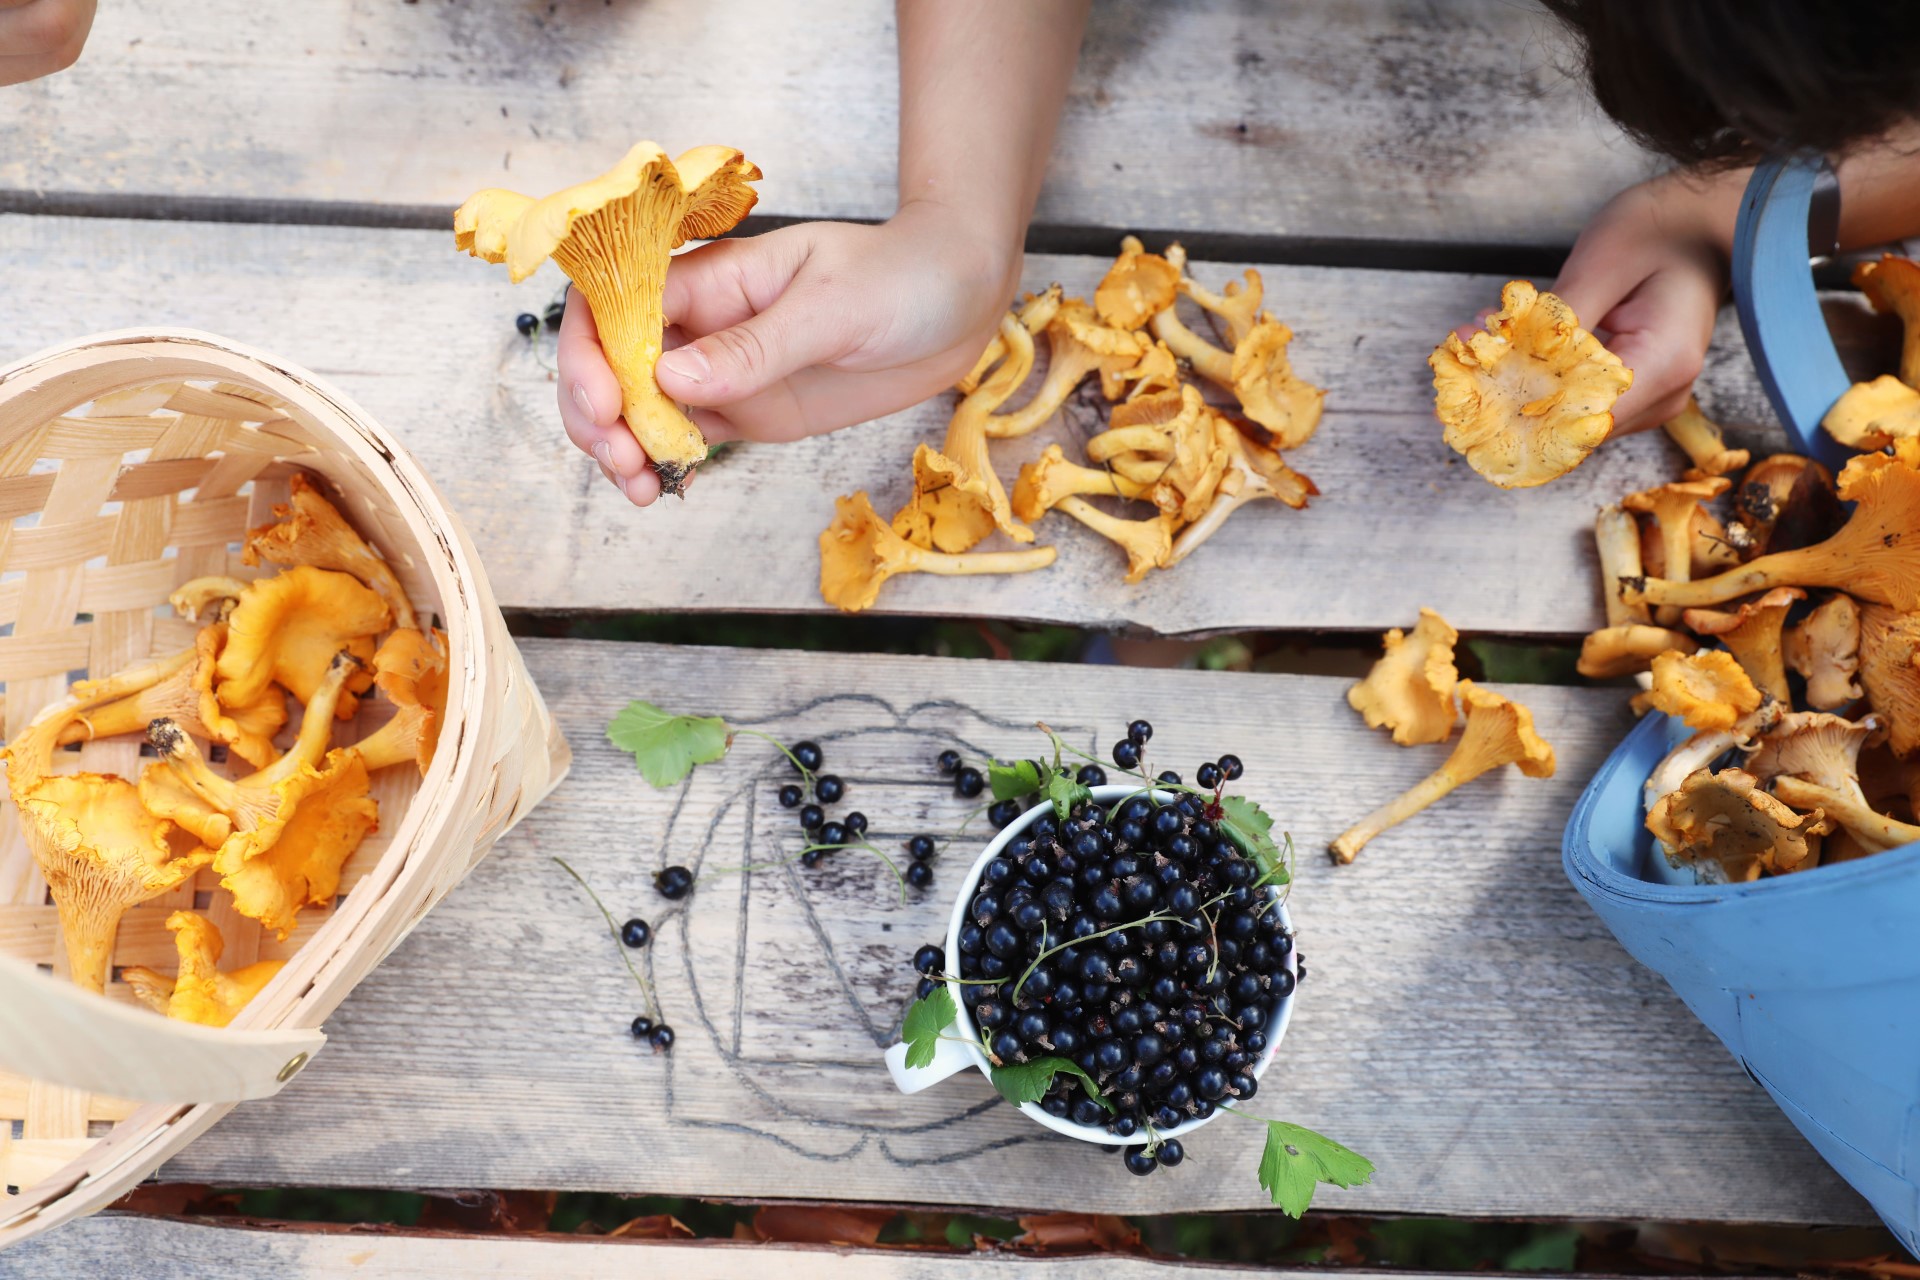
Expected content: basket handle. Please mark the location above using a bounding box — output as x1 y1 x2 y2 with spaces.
0 953 325 1104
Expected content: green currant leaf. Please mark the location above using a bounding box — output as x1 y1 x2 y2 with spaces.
1256 1120 1375 1217
989 759 1045 802
989 1056 1114 1112
901 985 957 1071
606 701 731 788
1218 794 1288 883
1045 771 1091 821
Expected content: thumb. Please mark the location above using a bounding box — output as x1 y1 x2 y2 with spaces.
653 293 850 407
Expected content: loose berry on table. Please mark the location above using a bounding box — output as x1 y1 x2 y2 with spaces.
620 917 652 949
814 774 845 804
654 865 694 900
792 741 824 772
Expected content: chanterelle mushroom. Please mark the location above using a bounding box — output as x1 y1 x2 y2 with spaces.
1681 587 1804 704
245 473 416 631
1330 681 1554 862
1012 445 1152 522
1735 454 1839 558
1662 397 1749 479
1594 505 1650 626
1856 602 1920 756
59 624 286 769
1623 478 1732 616
1347 608 1460 746
1428 280 1632 489
1229 319 1324 449
1053 497 1176 584
121 911 285 1028
820 492 1056 613
1822 375 1920 450
1751 711 1920 854
1784 594 1862 711
1182 266 1266 348
1627 441 1920 610
2 656 216 991
1853 253 1920 387
215 566 388 719
455 142 762 495
1165 420 1316 565
1094 237 1180 332
1646 767 1825 882
988 299 1145 439
1646 649 1763 732
355 628 450 775
1577 624 1698 679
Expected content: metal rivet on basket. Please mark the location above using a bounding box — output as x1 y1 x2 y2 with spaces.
277 1052 310 1083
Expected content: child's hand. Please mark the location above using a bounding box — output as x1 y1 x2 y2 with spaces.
0 0 96 85
557 201 1019 506
1547 172 1740 437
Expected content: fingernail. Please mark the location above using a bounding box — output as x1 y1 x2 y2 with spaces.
591 440 620 478
572 383 597 421
657 347 711 385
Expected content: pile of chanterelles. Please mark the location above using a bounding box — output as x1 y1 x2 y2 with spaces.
4 475 445 1024
822 239 1324 611
1571 256 1920 882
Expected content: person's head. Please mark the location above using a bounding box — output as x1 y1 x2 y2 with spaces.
1543 0 1920 167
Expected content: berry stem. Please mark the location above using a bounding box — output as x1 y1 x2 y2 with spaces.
796 838 907 905
1011 909 1189 1004
732 727 813 782
552 857 662 1022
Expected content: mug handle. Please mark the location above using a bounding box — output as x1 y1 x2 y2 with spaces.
883 1028 976 1094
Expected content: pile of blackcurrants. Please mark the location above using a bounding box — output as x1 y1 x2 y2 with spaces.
769 739 883 874
918 719 1297 1177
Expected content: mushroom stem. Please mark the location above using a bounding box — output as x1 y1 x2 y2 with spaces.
1150 307 1232 386
1054 496 1172 584
1772 776 1920 852
56 647 199 746
1088 425 1177 462
905 546 1059 577
1663 398 1749 477
986 346 1101 439
1329 766 1474 864
1167 486 1255 566
1594 505 1649 626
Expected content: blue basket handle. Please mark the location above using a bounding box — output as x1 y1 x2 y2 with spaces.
1730 154 1853 471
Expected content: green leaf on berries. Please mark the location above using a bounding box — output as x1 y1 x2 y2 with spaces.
989 758 1045 802
901 985 957 1071
1219 794 1288 883
607 701 731 788
1256 1120 1375 1217
989 1056 1114 1112
1044 770 1091 821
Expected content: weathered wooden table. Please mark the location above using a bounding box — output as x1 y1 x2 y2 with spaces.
0 1 1885 1274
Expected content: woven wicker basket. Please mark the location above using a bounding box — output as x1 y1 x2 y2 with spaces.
0 330 570 1249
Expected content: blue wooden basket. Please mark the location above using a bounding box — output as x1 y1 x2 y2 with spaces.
1561 155 1920 1253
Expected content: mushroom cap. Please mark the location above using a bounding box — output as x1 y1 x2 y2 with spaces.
892 442 1001 554
1114 341 1182 402
1744 710 1875 791
1680 585 1803 704
1853 252 1920 386
220 748 379 940
136 910 286 1027
1094 237 1180 331
1011 445 1147 522
216 566 388 718
1783 593 1862 711
1575 623 1699 679
1230 319 1325 451
1647 649 1763 732
354 627 449 775
245 472 417 632
1429 280 1633 489
169 575 248 623
822 492 909 613
1735 453 1839 556
1857 601 1920 756
1646 767 1824 881
454 141 761 283
1348 608 1461 746
1822 374 1920 450
1181 268 1266 348
1448 680 1555 781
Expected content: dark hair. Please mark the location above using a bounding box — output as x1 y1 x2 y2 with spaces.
1543 0 1920 167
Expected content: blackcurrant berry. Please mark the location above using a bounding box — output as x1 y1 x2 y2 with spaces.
990 1031 1023 1063
814 775 845 804
648 1024 676 1053
1127 719 1154 746
1072 1097 1107 1127
543 300 566 330
1111 739 1141 769
777 783 803 809
1195 1066 1229 1100
1157 769 1182 786
1152 1103 1183 1130
799 804 825 831
1090 885 1123 919
844 811 868 835
1217 753 1244 781
1230 1073 1257 1100
800 849 824 868
630 1015 654 1039
906 862 934 889
1094 1040 1127 1072
908 834 936 861
1150 807 1183 839
1156 1139 1185 1167
913 944 944 974
1124 1148 1158 1176
984 857 1015 886
916 976 939 1000
654 865 694 899
621 917 652 949
1110 1114 1139 1137
1195 761 1222 789
1271 969 1297 997
974 1000 1007 1029
1133 1033 1167 1066
988 798 1021 828
936 748 962 773
817 821 848 848
1011 899 1046 932
1076 764 1108 786
955 766 986 798
1043 1096 1070 1118
514 312 540 337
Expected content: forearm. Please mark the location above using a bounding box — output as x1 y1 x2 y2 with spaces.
894 0 1089 254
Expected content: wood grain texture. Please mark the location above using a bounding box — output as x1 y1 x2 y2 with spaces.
1 1216 1778 1280
0 0 1649 246
112 639 1873 1224
2 214 1865 635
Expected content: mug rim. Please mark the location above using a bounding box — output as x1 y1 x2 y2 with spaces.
940 782 1296 1147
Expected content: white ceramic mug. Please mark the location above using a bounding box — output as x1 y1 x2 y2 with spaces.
883 784 1296 1146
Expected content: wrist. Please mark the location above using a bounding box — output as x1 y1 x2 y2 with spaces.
889 196 1026 301
1638 167 1749 261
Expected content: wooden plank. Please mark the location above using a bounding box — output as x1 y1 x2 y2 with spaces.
0 214 1844 636
0 1 1648 248
114 639 1870 1224
6 1216 1769 1280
